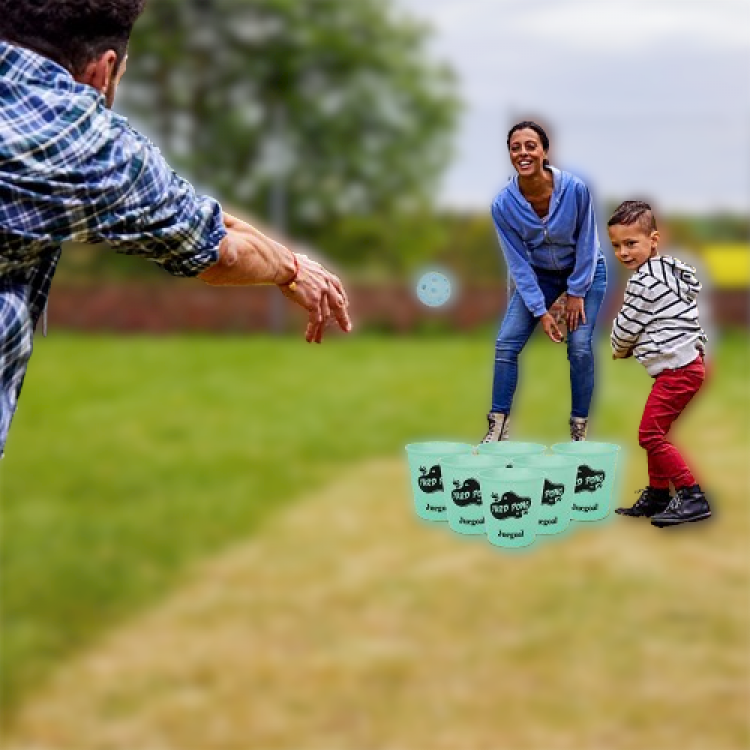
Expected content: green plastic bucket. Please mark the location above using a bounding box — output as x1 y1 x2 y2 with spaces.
405 442 475 521
441 454 511 535
477 467 544 548
475 442 547 467
512 454 580 534
550 442 621 522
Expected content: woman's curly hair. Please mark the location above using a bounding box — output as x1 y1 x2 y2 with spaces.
0 0 147 73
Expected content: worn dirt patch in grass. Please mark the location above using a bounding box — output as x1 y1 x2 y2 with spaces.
6 456 748 750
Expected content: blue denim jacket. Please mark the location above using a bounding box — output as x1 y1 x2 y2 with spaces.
491 166 602 317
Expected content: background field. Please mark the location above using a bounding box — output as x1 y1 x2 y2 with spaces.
1 330 748 748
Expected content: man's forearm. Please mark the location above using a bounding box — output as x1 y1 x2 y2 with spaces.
198 213 296 287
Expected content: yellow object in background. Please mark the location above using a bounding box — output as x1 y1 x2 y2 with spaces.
702 244 750 288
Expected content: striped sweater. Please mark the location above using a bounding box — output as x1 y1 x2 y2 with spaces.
611 255 707 377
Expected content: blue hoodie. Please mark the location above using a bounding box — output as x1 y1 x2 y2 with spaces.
491 166 602 318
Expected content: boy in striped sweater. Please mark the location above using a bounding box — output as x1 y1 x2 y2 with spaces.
607 201 711 527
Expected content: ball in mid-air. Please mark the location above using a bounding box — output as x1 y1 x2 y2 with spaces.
416 271 452 307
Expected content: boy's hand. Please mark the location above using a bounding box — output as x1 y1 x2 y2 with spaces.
612 348 633 360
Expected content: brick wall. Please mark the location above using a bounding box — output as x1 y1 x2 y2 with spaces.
46 281 747 334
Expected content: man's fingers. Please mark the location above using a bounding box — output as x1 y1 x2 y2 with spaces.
306 290 328 345
326 282 352 332
280 261 352 342
287 281 327 343
306 308 317 343
306 300 322 343
316 295 331 343
334 307 352 333
329 274 348 307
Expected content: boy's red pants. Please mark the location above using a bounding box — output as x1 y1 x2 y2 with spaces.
639 355 706 490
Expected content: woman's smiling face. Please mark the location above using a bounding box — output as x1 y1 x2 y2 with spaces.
508 128 547 178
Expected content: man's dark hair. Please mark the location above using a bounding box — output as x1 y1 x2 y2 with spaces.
507 120 550 167
0 0 147 74
607 200 657 232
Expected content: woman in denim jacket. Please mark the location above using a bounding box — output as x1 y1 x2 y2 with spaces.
483 121 607 442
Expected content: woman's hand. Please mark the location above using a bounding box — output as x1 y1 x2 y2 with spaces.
540 312 564 343
566 295 586 332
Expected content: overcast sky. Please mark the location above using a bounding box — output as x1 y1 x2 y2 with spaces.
397 0 750 213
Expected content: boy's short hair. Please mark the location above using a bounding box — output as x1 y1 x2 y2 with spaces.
608 200 657 234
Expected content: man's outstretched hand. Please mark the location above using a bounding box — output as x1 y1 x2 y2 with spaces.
199 212 352 342
279 253 351 343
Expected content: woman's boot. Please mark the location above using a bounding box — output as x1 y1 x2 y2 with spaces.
570 416 588 441
481 412 510 443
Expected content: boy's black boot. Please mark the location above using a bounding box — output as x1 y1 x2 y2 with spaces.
615 486 671 517
651 485 712 527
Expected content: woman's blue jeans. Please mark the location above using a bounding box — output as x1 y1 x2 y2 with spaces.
491 256 607 418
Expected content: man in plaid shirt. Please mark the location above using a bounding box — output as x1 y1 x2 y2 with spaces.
0 1 352 458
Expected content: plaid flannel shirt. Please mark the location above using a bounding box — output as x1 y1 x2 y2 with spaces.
0 41 227 457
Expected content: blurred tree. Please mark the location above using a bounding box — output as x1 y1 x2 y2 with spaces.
120 0 460 270
322 210 449 278
435 212 501 282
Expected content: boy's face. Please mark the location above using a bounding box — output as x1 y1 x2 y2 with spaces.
608 223 659 271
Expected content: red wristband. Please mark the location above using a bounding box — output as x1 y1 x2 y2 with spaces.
280 252 299 287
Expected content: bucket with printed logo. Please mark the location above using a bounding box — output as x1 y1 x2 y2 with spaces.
474 442 547 467
405 442 475 521
477 467 544 548
441 454 510 535
550 442 621 522
512 454 579 534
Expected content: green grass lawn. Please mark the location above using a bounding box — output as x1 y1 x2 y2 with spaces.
1 330 747 720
